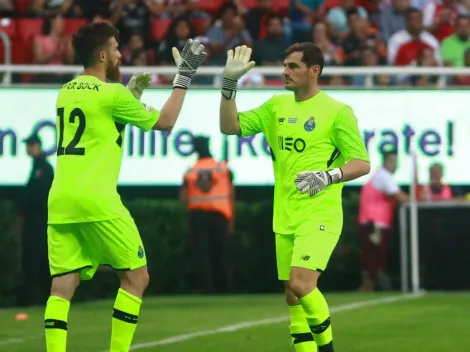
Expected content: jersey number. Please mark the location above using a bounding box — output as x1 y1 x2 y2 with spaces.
57 107 86 156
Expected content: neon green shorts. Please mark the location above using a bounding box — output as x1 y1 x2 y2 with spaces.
275 229 341 281
48 217 147 280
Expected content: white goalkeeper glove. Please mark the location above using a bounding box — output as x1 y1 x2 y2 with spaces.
222 45 256 100
172 38 206 90
127 72 151 100
294 168 343 197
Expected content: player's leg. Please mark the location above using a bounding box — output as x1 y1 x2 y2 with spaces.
289 230 341 352
276 233 316 351
45 224 95 352
85 218 149 352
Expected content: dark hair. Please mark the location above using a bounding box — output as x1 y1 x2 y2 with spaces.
285 42 324 75
72 22 119 68
405 7 421 19
345 7 359 19
456 14 470 24
266 13 283 25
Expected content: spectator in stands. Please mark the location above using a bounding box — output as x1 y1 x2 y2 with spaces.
327 0 368 38
380 0 410 42
205 2 252 65
0 0 14 17
146 0 208 20
32 14 75 83
421 163 455 201
312 21 341 66
244 0 276 40
29 0 69 17
387 7 440 65
358 151 409 291
422 0 469 41
409 46 440 85
341 8 385 66
440 14 470 66
110 0 150 45
352 46 393 86
289 0 324 41
157 16 197 83
121 32 146 65
254 14 290 66
451 47 470 84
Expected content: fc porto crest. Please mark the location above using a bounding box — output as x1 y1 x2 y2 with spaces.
138 246 145 258
304 117 315 132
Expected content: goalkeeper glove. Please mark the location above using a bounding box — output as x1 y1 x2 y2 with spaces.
127 72 151 100
222 45 256 100
172 38 206 90
294 168 343 197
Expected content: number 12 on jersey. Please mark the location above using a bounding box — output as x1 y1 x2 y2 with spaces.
57 107 86 156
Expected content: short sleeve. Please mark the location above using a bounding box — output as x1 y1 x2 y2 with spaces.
332 105 369 163
238 97 273 137
112 84 160 132
372 170 400 195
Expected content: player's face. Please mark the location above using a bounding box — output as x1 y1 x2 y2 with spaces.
26 143 41 157
105 37 122 82
283 52 320 92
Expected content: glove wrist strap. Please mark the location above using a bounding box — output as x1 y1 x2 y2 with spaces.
173 74 191 90
328 168 343 184
221 77 238 100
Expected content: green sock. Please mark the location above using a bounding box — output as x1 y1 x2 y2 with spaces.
44 296 70 352
111 288 142 352
289 305 316 351
298 288 334 352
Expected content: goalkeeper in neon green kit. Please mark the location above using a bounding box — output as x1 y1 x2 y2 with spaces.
44 22 206 352
219 43 370 351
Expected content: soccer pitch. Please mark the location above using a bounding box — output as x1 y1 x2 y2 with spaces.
0 292 469 351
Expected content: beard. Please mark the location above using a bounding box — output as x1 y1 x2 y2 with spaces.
106 60 122 83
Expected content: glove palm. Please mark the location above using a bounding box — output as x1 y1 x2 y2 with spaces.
222 45 256 100
127 73 151 100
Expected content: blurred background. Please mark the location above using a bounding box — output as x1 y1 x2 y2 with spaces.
1 1 470 351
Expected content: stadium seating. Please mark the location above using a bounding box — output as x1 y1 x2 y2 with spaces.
150 18 171 41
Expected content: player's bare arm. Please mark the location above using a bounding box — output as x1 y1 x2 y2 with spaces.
219 45 255 135
339 159 371 182
153 88 188 131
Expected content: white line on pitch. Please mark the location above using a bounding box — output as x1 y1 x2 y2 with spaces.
127 293 424 351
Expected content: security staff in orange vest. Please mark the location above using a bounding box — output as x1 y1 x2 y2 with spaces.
179 136 235 294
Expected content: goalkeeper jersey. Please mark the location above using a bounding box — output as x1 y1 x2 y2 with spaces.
239 91 369 235
48 75 160 224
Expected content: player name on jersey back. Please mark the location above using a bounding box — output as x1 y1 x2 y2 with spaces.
62 81 102 91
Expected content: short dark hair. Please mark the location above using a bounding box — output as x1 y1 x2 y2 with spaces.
285 42 324 75
382 150 398 164
405 7 421 19
267 13 284 25
72 22 119 68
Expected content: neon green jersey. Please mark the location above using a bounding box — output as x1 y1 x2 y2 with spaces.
239 91 369 235
48 75 160 224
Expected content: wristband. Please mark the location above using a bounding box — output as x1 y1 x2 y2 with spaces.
221 77 238 100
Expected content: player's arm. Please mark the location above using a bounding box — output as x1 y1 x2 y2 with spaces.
331 105 370 181
219 45 256 135
295 105 370 197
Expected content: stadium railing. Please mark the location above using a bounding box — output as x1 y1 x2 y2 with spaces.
399 200 470 294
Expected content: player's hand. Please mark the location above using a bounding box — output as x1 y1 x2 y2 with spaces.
294 168 343 197
127 72 151 100
222 45 256 100
172 38 206 90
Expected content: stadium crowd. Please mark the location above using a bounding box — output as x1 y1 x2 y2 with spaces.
1 0 470 86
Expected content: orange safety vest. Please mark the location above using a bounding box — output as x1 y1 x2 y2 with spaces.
184 157 233 220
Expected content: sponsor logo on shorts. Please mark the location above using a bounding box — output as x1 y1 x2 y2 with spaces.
301 255 310 261
138 246 145 258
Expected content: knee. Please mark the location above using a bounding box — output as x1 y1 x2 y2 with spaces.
50 273 80 301
284 283 298 306
120 266 149 297
289 274 318 299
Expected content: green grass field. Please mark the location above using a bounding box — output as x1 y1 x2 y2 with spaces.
0 292 468 351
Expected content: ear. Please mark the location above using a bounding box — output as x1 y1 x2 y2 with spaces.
99 50 106 63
